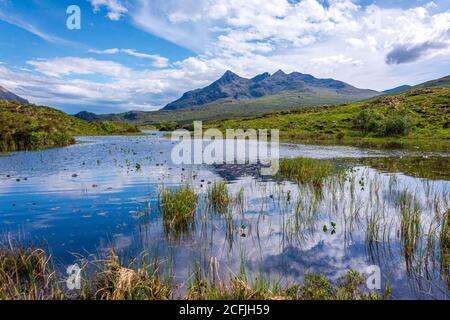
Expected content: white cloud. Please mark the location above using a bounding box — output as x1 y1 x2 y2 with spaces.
89 0 128 20
88 48 170 68
26 57 131 77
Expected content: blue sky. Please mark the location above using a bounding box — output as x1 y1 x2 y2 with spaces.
0 0 449 114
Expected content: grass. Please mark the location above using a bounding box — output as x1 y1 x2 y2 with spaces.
0 244 390 300
206 88 450 152
159 185 197 236
278 157 336 187
440 209 449 286
0 101 141 152
187 271 389 300
207 181 232 212
398 191 422 270
0 242 64 300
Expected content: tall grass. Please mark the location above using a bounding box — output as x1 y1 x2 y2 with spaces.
159 185 197 237
0 245 390 300
440 209 449 285
207 181 231 213
398 191 422 272
279 157 335 188
0 242 64 300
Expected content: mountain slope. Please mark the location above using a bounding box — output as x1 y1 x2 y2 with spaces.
0 101 139 152
383 85 412 94
207 87 450 151
163 70 379 111
414 75 450 89
0 86 29 104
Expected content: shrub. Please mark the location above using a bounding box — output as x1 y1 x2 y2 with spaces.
353 110 412 137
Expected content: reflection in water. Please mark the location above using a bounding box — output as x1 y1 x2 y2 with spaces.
0 134 448 299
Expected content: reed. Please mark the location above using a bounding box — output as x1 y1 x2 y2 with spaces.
207 181 231 212
159 185 197 236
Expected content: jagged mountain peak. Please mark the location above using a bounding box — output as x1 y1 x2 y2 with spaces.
162 70 379 111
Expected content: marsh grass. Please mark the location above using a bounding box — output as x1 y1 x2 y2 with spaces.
187 270 389 300
398 191 422 272
207 181 231 212
278 157 339 189
0 244 390 300
159 185 197 237
0 242 64 300
440 209 450 285
83 249 173 300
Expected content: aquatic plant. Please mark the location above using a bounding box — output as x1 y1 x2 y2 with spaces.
85 249 173 300
278 157 336 188
159 185 197 236
0 242 64 300
187 270 389 300
207 181 231 213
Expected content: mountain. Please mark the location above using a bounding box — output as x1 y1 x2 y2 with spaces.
383 85 412 94
75 74 450 127
163 70 379 111
0 86 29 104
74 111 101 121
414 75 450 89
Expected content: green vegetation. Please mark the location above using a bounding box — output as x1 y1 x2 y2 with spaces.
440 209 449 287
159 186 197 236
0 244 64 300
0 243 389 300
207 88 450 151
187 270 389 300
207 181 232 212
278 157 337 187
0 101 140 152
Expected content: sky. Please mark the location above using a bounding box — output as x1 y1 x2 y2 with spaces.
0 0 449 114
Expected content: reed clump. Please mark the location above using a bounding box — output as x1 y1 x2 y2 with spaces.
85 249 173 300
0 243 64 300
159 185 197 235
278 157 336 188
187 271 389 300
207 181 232 212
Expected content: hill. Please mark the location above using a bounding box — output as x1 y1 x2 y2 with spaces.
0 101 140 152
0 86 29 104
206 87 450 151
414 75 450 89
163 70 379 111
383 85 412 94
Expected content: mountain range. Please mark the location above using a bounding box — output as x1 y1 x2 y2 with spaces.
163 70 379 110
0 86 29 104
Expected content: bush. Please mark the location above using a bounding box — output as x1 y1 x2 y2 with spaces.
353 110 412 137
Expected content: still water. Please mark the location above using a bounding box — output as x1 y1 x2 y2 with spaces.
0 133 448 299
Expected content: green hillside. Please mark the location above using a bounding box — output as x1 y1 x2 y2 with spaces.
0 101 140 152
206 88 450 151
414 75 450 89
94 87 378 126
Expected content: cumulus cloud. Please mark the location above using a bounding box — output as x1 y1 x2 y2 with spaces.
89 0 128 20
26 57 131 77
